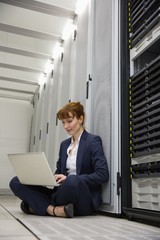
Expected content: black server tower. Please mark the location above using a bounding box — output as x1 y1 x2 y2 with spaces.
121 0 160 225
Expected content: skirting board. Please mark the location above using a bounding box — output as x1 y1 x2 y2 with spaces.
0 189 13 195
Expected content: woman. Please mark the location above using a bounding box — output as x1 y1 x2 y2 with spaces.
10 102 109 217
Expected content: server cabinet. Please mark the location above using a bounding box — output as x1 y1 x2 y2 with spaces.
89 0 121 214
122 0 160 224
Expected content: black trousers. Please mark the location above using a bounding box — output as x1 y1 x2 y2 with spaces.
9 174 94 216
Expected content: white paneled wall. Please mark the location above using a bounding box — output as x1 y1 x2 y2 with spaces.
30 2 91 172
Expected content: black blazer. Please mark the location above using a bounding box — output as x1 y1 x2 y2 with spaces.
55 130 109 210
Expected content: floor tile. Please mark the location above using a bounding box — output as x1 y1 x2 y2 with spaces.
0 195 160 240
0 205 13 220
0 219 37 239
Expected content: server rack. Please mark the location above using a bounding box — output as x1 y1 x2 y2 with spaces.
121 0 160 225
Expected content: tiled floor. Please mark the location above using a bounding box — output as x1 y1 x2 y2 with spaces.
0 195 160 240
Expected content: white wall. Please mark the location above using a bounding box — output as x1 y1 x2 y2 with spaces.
0 98 33 192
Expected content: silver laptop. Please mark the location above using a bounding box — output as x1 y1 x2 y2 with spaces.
8 152 58 186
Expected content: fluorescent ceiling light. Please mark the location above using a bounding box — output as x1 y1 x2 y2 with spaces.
62 20 75 41
52 43 63 59
38 73 46 85
75 0 89 14
44 59 53 74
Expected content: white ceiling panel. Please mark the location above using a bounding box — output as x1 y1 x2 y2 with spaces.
0 0 79 102
35 0 77 9
0 79 38 92
0 89 35 102
0 67 42 82
0 31 56 55
0 52 46 69
0 3 68 35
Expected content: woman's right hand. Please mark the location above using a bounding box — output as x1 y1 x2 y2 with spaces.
54 174 66 184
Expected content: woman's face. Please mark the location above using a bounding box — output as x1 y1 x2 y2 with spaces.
61 113 83 137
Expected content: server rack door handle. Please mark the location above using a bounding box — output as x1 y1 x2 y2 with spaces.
33 136 36 145
86 74 92 99
39 130 41 140
117 172 121 195
86 81 89 99
46 122 49 134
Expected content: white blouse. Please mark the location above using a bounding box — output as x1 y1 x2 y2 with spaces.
66 132 83 175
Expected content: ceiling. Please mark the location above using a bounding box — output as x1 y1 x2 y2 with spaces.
0 0 79 102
